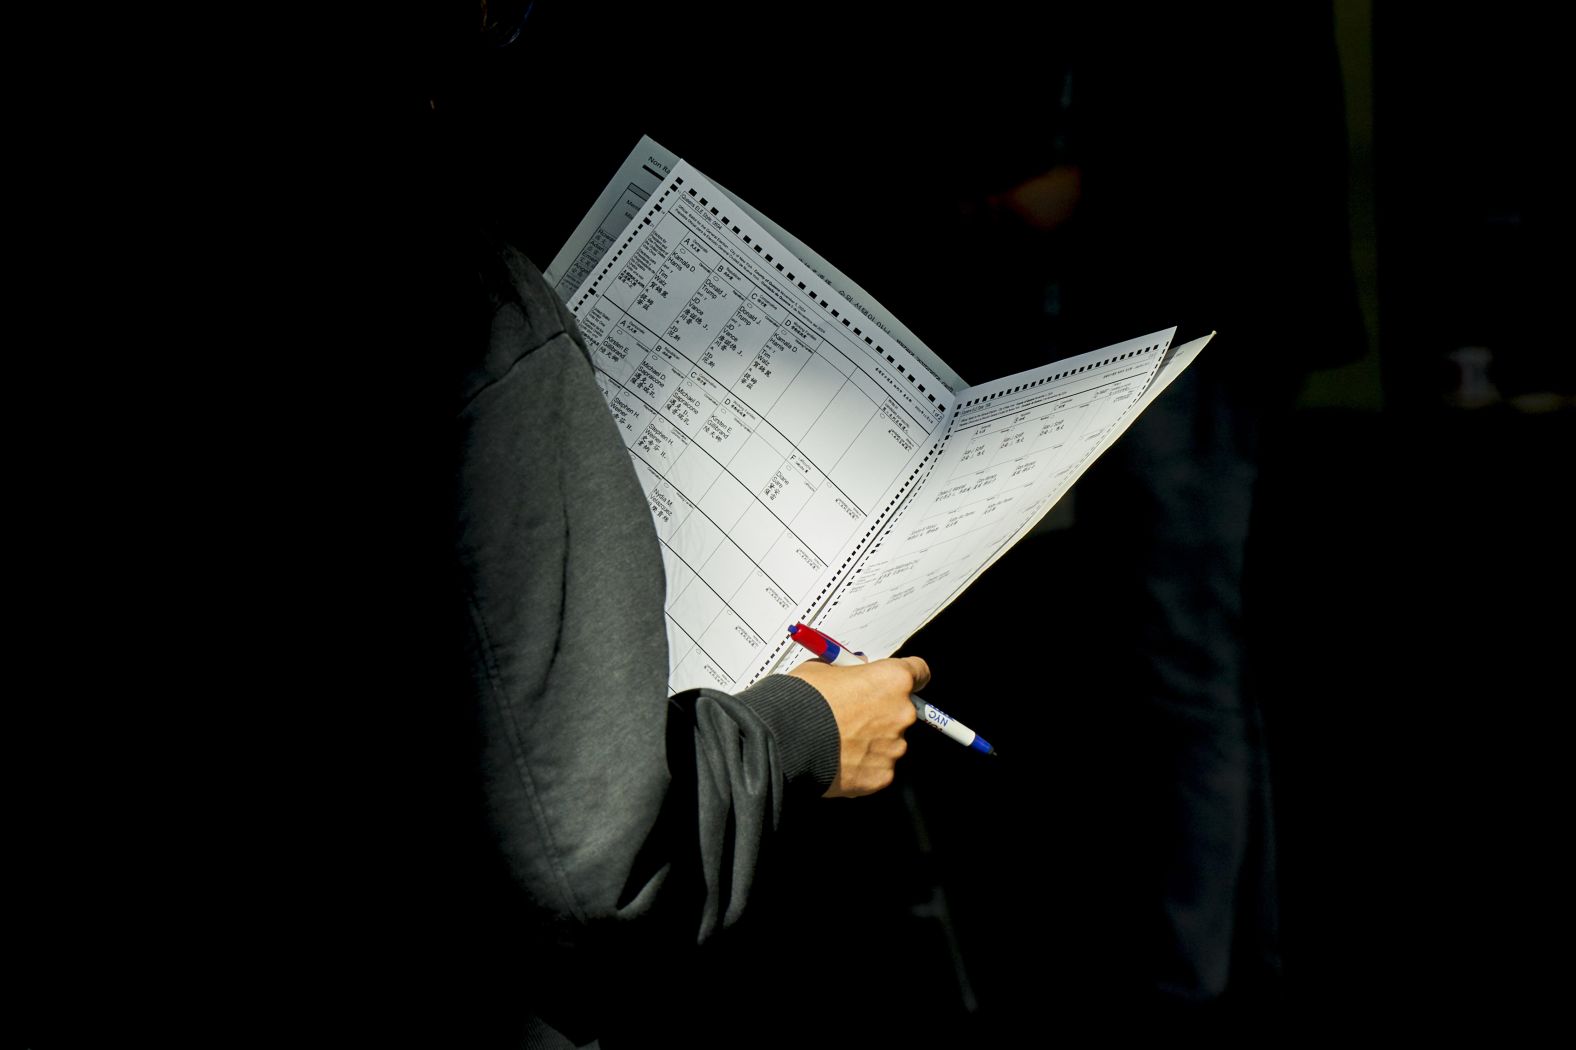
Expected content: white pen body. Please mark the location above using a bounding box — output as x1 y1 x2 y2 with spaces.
912 696 978 747
821 648 983 748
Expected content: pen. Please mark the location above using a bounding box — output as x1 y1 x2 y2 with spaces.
787 623 998 757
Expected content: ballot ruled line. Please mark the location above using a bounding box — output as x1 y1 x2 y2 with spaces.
859 487 1080 631
950 368 1156 434
815 369 1147 621
662 167 956 411
917 462 1069 524
860 462 1058 563
606 295 856 513
928 386 1124 499
568 166 948 434
599 292 874 525
831 362 1169 623
912 390 1134 529
663 610 737 691
656 534 769 668
828 486 1069 627
902 387 1119 526
593 170 1157 665
555 181 655 300
608 366 839 569
897 484 1054 555
609 282 957 605
660 206 938 435
957 343 1165 409
627 454 799 605
580 184 959 613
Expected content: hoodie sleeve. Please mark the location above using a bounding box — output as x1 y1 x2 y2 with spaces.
455 245 841 961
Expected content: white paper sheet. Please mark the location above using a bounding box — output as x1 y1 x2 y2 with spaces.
556 139 1204 692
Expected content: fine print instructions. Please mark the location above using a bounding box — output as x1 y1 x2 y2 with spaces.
551 138 1209 694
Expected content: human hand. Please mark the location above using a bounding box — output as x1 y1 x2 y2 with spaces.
788 656 930 798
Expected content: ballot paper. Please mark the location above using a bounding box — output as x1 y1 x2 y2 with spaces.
549 137 1209 694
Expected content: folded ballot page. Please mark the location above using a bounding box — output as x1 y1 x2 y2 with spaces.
777 331 1211 678
558 144 1200 693
545 136 964 393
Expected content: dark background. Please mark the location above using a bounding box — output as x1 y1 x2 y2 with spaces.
445 4 1567 1040
20 2 1566 1044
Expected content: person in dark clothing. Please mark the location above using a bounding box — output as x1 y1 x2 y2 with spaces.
377 7 936 1046
454 240 930 1047
1003 7 1366 1020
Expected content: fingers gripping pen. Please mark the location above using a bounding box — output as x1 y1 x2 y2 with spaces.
787 624 998 757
